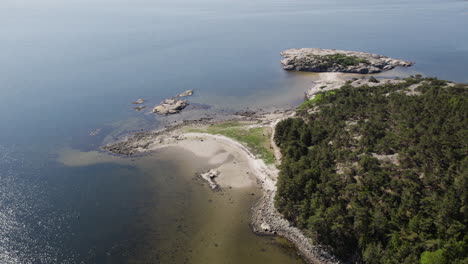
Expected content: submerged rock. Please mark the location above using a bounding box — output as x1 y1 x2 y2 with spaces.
89 128 101 136
280 48 413 74
152 98 188 115
132 98 145 104
133 105 146 112
176 90 194 97
234 110 257 117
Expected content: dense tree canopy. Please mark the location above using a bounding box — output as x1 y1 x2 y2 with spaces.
274 77 467 263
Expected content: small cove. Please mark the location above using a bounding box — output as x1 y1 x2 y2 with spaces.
53 146 304 263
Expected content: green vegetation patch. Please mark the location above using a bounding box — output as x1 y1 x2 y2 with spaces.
298 91 336 110
275 77 468 263
314 54 370 67
186 121 276 164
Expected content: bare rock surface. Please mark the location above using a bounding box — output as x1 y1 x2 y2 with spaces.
152 90 194 115
152 98 188 115
371 153 400 166
306 77 405 99
252 191 340 264
200 169 220 190
176 90 194 97
281 48 413 74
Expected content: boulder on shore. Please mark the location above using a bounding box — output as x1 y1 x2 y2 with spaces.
280 48 413 74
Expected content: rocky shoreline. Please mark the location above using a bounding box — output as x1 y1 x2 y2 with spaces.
104 72 430 263
101 112 264 155
281 48 413 74
102 49 418 264
251 191 340 264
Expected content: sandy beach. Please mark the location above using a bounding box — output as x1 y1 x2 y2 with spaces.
102 118 340 264
145 133 278 191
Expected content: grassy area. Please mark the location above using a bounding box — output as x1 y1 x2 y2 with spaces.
185 121 276 164
298 91 336 110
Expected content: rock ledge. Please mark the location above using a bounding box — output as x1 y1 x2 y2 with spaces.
281 48 413 74
152 90 194 115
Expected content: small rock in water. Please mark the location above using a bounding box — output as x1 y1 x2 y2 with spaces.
176 90 194 97
133 105 146 111
152 98 188 115
132 98 145 104
89 128 101 136
200 169 220 190
151 90 193 115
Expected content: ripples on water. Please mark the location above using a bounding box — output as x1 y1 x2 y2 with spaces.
0 145 75 263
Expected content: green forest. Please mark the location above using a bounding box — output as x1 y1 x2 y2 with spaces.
274 76 467 263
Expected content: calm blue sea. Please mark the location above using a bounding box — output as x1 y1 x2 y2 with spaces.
0 0 466 263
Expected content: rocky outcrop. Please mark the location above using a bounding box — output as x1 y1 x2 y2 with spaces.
306 77 405 99
200 169 220 190
152 90 194 115
281 48 413 74
371 153 400 166
252 192 340 264
152 98 188 115
176 90 193 97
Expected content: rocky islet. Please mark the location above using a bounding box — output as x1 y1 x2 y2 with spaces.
152 90 194 115
280 48 413 74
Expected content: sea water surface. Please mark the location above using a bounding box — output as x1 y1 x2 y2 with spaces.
0 0 467 263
